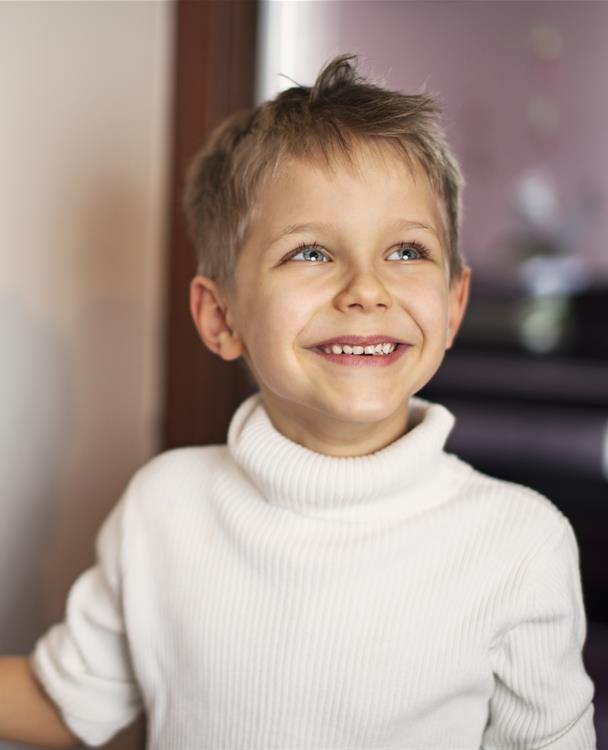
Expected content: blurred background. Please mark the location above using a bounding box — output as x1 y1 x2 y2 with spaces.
1 1 606 748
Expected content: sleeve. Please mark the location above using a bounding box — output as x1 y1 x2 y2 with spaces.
482 519 597 749
29 481 144 747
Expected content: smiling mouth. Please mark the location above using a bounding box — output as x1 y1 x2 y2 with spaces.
309 343 410 367
314 342 397 356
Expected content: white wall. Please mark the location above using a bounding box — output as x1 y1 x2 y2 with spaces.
0 0 172 735
256 0 340 103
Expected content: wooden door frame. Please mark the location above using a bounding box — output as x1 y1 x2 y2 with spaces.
163 0 259 450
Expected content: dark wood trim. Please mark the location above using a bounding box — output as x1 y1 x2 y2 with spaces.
163 0 259 450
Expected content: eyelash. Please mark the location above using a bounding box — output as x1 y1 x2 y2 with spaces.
286 240 431 264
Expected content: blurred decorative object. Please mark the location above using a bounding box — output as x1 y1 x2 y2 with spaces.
465 157 604 358
514 168 559 230
509 168 589 353
525 20 562 155
515 294 572 354
456 282 608 360
528 23 563 62
526 95 560 137
517 254 589 296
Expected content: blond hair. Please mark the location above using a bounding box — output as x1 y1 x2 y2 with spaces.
184 53 466 295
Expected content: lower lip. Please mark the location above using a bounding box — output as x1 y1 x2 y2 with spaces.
309 344 410 367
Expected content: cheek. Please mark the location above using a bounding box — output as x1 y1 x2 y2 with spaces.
245 290 312 359
397 282 449 337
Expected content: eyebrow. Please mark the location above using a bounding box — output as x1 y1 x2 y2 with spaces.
269 218 439 245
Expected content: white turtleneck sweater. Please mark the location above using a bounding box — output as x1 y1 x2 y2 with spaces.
31 393 596 749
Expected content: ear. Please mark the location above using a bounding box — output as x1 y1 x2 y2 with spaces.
189 275 244 361
446 266 471 350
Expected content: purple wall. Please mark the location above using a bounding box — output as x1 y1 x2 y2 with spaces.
331 0 608 282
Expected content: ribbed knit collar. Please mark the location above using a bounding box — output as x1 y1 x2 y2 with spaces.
227 391 457 521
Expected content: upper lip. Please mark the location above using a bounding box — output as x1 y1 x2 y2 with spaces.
309 335 408 348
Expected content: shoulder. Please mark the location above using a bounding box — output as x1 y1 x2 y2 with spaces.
133 443 227 484
441 452 572 556
119 444 229 520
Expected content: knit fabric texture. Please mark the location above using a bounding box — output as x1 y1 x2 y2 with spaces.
31 392 596 748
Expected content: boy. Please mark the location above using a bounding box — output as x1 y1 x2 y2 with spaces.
0 54 596 748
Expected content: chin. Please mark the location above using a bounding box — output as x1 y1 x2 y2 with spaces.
327 397 403 424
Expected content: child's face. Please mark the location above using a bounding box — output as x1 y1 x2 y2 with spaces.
191 144 470 456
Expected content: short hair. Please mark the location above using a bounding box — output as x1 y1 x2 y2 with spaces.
184 53 466 296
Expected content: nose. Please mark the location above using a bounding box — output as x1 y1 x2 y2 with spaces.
333 268 392 312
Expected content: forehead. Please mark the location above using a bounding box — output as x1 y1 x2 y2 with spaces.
248 141 445 242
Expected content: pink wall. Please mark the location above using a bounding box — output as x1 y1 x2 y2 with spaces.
331 0 608 282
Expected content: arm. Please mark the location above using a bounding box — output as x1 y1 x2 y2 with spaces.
29 484 144 747
0 656 78 748
482 520 596 749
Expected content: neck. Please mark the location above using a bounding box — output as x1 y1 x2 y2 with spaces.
259 394 410 457
227 391 457 520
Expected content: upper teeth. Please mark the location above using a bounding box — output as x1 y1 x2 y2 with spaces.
322 343 397 355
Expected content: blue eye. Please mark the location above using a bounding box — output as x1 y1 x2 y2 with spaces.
288 243 330 263
388 241 430 261
286 240 430 264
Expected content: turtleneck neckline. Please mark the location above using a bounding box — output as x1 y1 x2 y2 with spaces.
227 391 457 522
